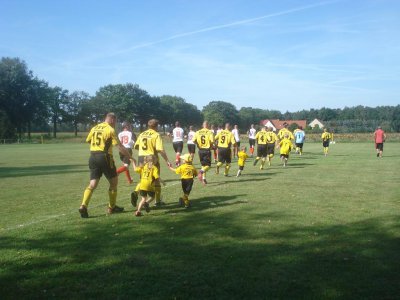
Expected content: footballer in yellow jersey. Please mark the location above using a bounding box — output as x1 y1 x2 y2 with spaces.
133 119 171 206
79 113 132 218
131 156 159 216
193 121 215 184
265 128 278 166
215 123 236 176
253 126 269 170
168 154 198 208
236 146 249 177
278 126 294 141
279 134 294 167
321 129 331 156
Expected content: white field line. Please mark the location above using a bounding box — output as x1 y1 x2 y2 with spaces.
1 181 182 232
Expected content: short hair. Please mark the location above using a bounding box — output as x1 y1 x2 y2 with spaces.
298 126 303 130
189 125 193 130
106 112 116 120
148 119 159 129
122 121 131 129
175 121 180 127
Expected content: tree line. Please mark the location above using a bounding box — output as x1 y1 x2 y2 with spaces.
1 57 399 139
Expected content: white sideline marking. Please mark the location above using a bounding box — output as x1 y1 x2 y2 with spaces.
1 181 181 232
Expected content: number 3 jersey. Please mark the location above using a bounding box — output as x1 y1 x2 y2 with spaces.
134 128 164 157
86 122 118 155
118 130 135 149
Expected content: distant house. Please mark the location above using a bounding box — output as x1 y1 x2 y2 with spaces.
260 119 307 132
309 118 324 129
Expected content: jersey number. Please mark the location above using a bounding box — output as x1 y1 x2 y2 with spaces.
92 131 102 146
220 136 226 144
201 135 206 145
142 138 148 150
121 136 129 144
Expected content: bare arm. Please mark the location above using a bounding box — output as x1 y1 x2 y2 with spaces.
118 144 131 159
158 150 172 167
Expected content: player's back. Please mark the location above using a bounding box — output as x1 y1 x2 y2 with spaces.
135 129 162 156
118 130 134 148
172 127 184 142
321 132 331 141
248 128 256 139
176 163 197 179
87 122 117 154
256 131 268 145
195 128 214 149
295 131 305 143
216 130 235 148
266 131 277 144
238 151 248 166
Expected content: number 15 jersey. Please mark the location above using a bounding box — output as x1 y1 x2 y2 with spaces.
134 128 164 156
86 122 118 155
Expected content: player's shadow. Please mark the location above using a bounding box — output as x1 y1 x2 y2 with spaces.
164 194 248 214
0 164 87 178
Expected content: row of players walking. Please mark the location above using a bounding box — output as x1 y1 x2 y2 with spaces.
78 113 333 218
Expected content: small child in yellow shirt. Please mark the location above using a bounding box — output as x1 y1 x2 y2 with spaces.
279 133 293 167
168 153 198 208
131 156 159 216
236 146 249 177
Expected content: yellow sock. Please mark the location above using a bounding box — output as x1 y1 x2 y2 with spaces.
81 186 94 207
183 194 189 206
217 162 223 167
261 159 266 168
108 189 117 208
202 165 210 173
224 164 230 175
155 185 162 202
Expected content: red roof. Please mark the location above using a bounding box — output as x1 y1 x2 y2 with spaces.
261 119 307 130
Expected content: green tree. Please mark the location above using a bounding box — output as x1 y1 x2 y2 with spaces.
202 101 239 127
46 86 69 138
64 91 91 136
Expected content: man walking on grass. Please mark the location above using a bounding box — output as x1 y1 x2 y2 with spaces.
374 126 386 158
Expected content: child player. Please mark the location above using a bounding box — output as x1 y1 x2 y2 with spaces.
279 133 293 167
236 146 249 177
168 154 198 208
131 156 159 216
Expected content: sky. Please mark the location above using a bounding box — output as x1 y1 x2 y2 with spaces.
1 0 399 111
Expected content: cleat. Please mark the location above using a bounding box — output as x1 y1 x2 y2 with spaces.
153 201 166 208
107 205 124 214
224 173 228 177
203 179 208 185
185 202 192 209
79 205 89 218
135 211 142 217
144 202 150 213
131 191 138 207
178 197 184 207
253 159 258 166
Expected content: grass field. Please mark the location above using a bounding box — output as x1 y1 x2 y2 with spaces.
0 141 399 299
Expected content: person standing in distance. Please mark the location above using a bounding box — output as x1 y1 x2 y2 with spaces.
321 128 331 156
134 119 172 206
193 121 215 185
231 125 240 158
171 121 184 166
247 124 257 157
117 122 136 184
187 125 196 161
79 113 131 218
374 126 387 158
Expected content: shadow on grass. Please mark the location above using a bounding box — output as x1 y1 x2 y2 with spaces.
0 214 399 299
0 164 87 178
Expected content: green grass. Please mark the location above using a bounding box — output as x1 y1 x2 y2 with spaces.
0 142 399 299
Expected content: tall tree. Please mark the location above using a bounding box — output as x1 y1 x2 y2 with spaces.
47 86 69 138
202 101 239 126
64 91 91 136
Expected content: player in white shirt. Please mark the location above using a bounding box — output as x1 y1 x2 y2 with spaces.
117 122 136 184
171 121 184 166
247 124 257 157
186 125 196 160
231 125 240 158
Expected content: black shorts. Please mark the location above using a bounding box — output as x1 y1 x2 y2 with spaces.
376 143 383 151
181 178 194 195
218 147 232 164
119 148 133 164
198 149 211 167
295 143 304 149
235 141 241 148
249 139 256 147
187 144 196 154
280 154 289 159
323 141 330 147
138 155 161 175
140 190 155 198
266 143 275 155
239 165 244 171
89 152 117 180
173 141 184 153
257 145 267 158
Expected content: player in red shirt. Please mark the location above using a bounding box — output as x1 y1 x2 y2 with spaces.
374 126 387 158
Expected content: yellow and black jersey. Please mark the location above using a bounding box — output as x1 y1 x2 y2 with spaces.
134 129 164 156
215 129 236 148
193 128 214 149
255 131 269 145
86 122 118 155
278 128 294 140
175 163 198 179
135 164 159 191
237 151 248 167
279 138 293 155
321 132 331 141
265 131 278 144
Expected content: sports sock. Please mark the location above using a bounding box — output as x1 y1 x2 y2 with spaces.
236 170 241 177
176 153 180 164
124 169 132 182
250 147 254 155
117 166 127 174
183 194 189 206
202 165 210 173
82 186 94 207
224 164 230 175
216 162 223 167
108 189 117 208
155 185 162 202
261 159 266 168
